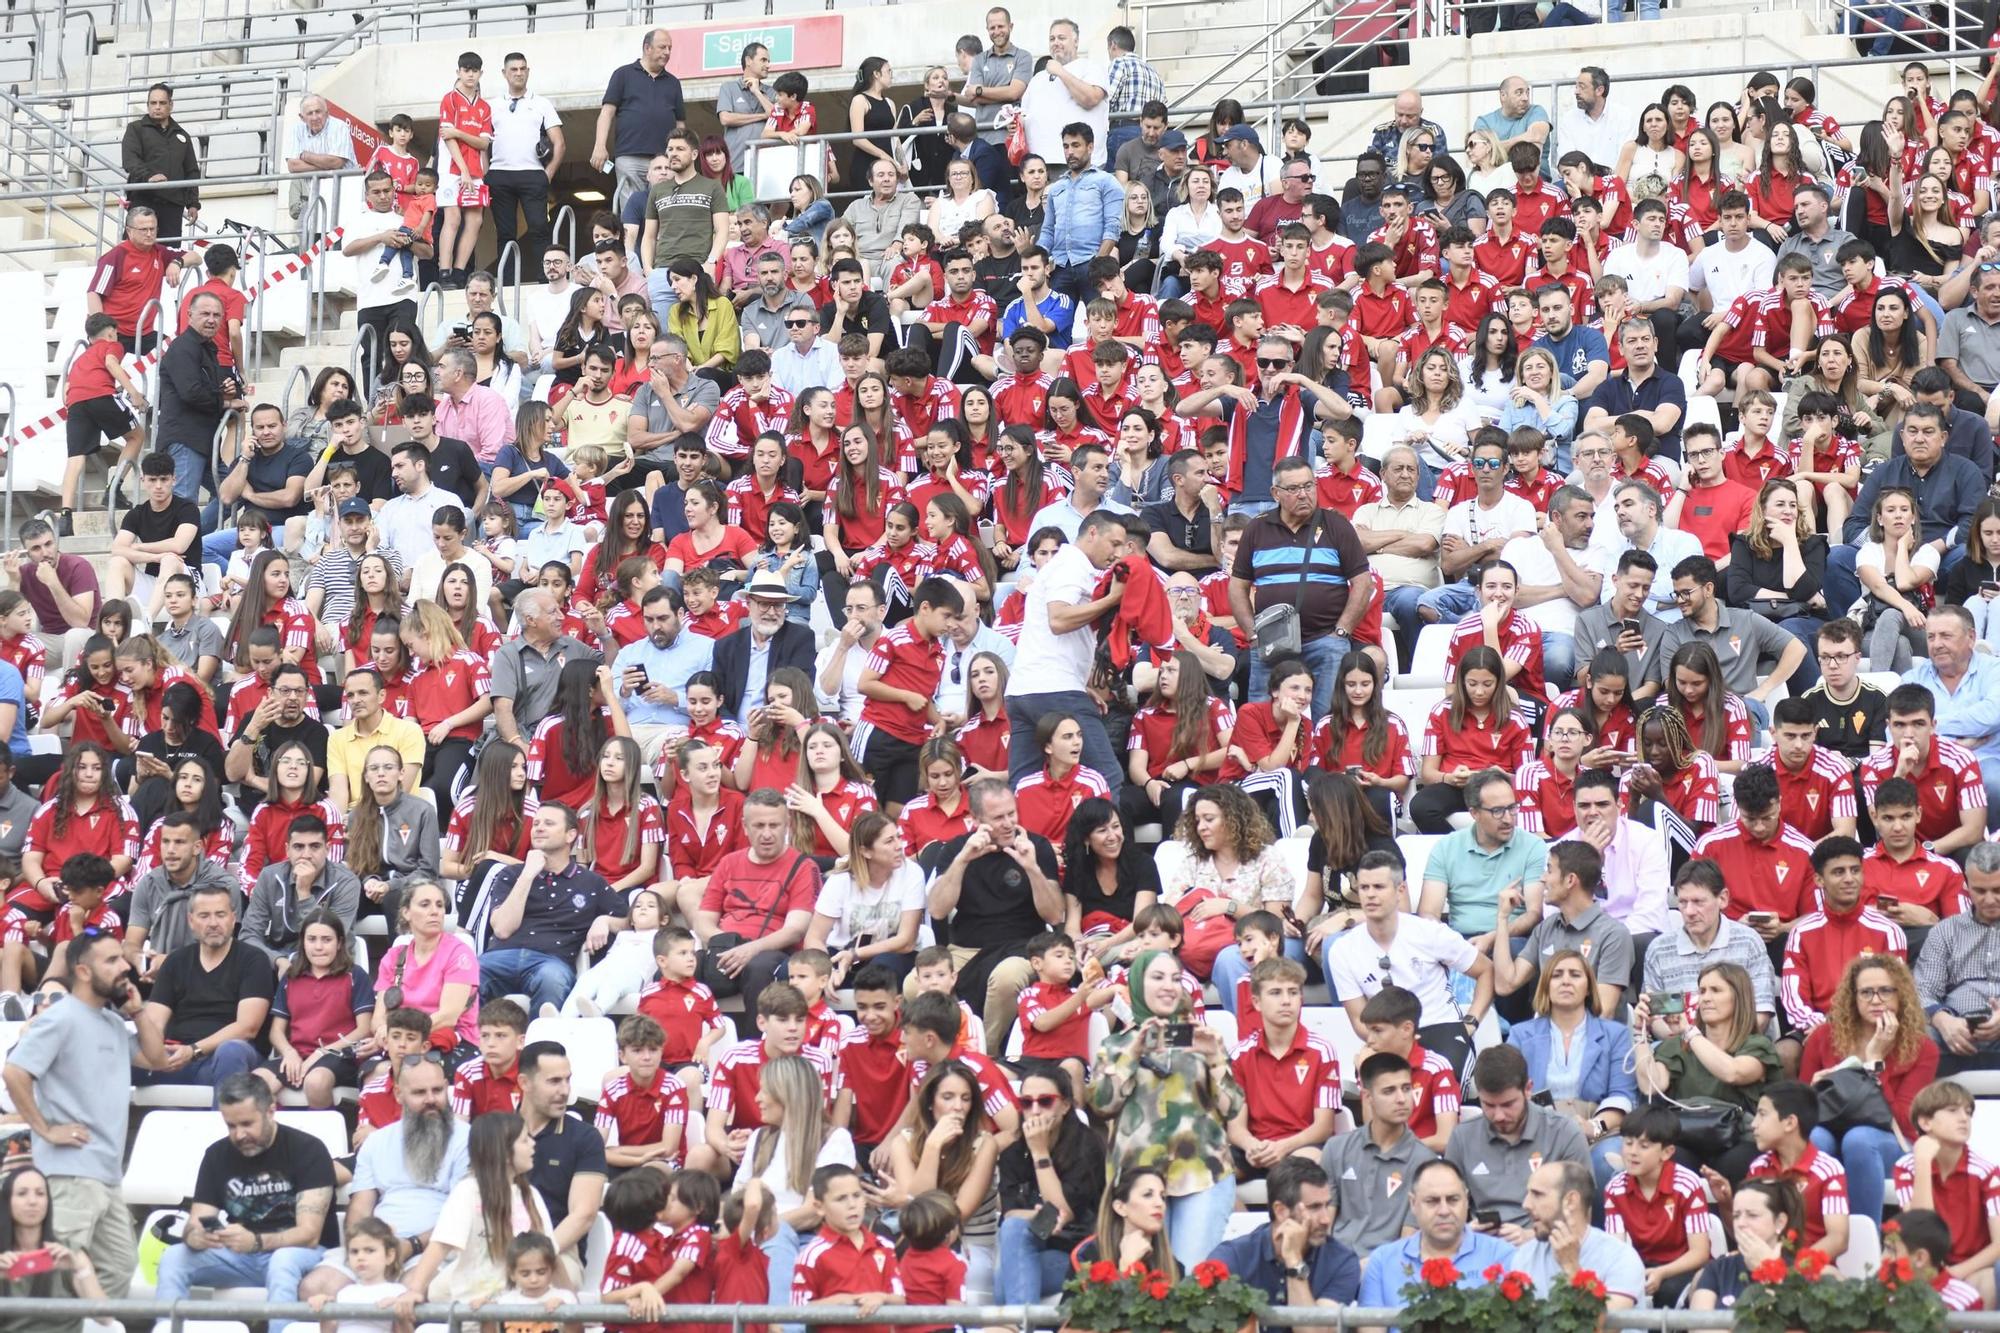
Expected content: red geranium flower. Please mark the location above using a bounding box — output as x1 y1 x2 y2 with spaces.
1484 1264 1505 1282
1089 1261 1117 1283
1500 1276 1526 1302
1193 1259 1229 1288
1751 1258 1791 1284
1569 1271 1607 1299
1796 1249 1831 1279
1144 1277 1171 1300
1882 1220 1901 1236
1895 1257 1916 1283
1421 1257 1462 1287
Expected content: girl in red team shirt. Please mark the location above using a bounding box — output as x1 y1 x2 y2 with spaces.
442 740 537 883
667 480 758 582
39 639 128 755
20 743 135 907
786 386 842 507
116 635 221 741
1413 645 1532 833
1125 650 1234 832
851 372 908 464
955 651 1011 782
990 429 1068 570
1017 713 1112 849
787 723 878 861
402 602 492 811
735 668 818 796
921 495 994 604
582 736 663 894
225 549 321 686
593 556 661 652
343 554 404 675
239 739 345 889
1558 648 1639 759
1311 652 1414 828
438 563 502 660
1666 641 1754 772
1624 705 1721 844
826 425 907 585
1222 658 1316 837
897 738 980 862
958 386 1002 474
131 756 234 878
367 622 416 721
529 659 628 813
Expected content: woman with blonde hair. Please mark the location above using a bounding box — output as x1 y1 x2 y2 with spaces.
927 155 997 242
736 1053 856 1295
400 601 489 812
1631 960 1781 1181
1498 346 1577 461
1389 346 1470 470
1503 945 1638 1183
1158 166 1221 298
1463 128 1511 195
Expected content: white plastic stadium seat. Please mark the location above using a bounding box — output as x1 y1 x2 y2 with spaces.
1300 1006 1362 1080
1201 1009 1237 1047
1384 688 1443 747
1397 623 1454 688
1395 832 1445 887
1837 1215 1880 1279
1220 1209 1269 1241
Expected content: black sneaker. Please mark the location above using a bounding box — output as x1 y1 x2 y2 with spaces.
56 509 73 538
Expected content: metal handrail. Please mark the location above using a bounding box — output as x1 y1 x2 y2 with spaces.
551 203 577 259
352 320 380 407
0 381 17 541
104 456 134 529
495 238 521 317
299 192 330 339
209 403 241 517
418 281 446 337
279 362 310 419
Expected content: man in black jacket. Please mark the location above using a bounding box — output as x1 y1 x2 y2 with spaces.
120 84 202 243
714 571 816 723
158 291 245 519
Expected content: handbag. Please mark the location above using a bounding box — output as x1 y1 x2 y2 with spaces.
1253 514 1323 666
1002 108 1029 168
1652 1092 1747 1156
698 854 810 994
1814 1063 1897 1136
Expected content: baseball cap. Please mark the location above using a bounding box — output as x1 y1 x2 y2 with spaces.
544 478 580 506
337 498 371 520
1159 130 1189 151
1222 124 1262 147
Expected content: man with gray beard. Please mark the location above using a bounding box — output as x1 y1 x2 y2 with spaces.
300 1051 467 1300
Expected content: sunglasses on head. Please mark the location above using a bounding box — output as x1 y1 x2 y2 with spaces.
400 1051 448 1070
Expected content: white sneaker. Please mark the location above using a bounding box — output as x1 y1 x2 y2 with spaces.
367 265 389 284
575 994 601 1017
391 276 417 295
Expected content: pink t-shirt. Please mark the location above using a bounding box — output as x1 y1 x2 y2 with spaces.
380 931 481 1046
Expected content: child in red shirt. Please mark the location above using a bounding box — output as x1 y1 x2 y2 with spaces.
788 950 855 1061
715 1181 773 1333
450 997 525 1119
792 1166 905 1333
834 966 912 1160
886 224 944 318
1016 932 1116 1100
61 315 149 523
896 1192 969 1333
637 926 728 1076
602 1167 718 1331
598 1013 692 1172
352 1008 432 1147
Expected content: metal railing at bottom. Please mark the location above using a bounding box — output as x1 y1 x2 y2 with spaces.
4 1301 2000 1331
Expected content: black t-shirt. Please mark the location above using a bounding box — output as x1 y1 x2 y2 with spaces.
939 830 1061 944
975 253 1023 307
1141 499 1214 559
426 435 483 509
819 292 893 343
138 726 227 775
119 496 203 573
151 938 277 1045
195 1121 337 1244
1801 679 1888 762
244 442 316 522
531 1111 608 1229
1063 855 1162 932
331 441 394 505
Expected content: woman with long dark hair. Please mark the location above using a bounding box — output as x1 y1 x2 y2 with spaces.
550 287 609 388
1670 128 1731 232
885 1060 1001 1291
223 549 320 686
997 1063 1109 1300
846 56 899 187
19 743 134 911
288 365 360 451
991 427 1066 570
1311 651 1413 827
699 132 754 211
1632 960 1782 1182
580 735 662 894
1061 798 1161 965
1842 120 1900 254
345 742 440 926
1299 771 1393 946
124 675 225 819
254 908 373 1106
1663 640 1753 771
238 737 345 900
0 1165 107 1329
735 668 819 795
1690 1178 1803 1309
342 552 404 676
1411 644 1531 833
665 258 741 376
441 740 537 884
1855 287 1924 430
131 754 232 876
1121 650 1232 833
578 489 668 607
525 659 627 813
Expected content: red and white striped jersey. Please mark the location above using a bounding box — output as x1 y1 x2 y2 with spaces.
1780 905 1906 1030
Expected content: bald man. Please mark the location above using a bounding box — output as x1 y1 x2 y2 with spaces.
594 28 688 210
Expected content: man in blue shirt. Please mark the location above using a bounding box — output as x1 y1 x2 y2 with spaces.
1358 1159 1515 1317
1825 404 1986 619
1904 605 2000 827
611 586 714 769
477 805 627 1014
1531 285 1609 401
1512 1160 1647 1309
1473 77 1551 163
999 246 1077 350
1039 122 1123 307
647 439 710 543
1209 1157 1359 1330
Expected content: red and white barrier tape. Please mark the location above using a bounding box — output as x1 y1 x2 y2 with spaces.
5 225 348 454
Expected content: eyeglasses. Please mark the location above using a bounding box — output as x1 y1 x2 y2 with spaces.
1547 727 1588 740
1818 650 1859 663
1021 1093 1065 1110
1287 173 1314 183
1856 985 1898 1001
1477 801 1520 816
1670 587 1698 603
1414 141 1436 151
1471 458 1506 470
1684 447 1719 461
1272 481 1314 494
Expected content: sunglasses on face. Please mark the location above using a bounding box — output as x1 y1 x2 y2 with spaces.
1256 357 1292 369
1021 1093 1065 1110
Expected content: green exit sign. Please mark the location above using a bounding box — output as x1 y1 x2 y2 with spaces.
703 26 794 71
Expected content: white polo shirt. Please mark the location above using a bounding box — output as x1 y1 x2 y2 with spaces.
488 90 561 173
1326 912 1479 1028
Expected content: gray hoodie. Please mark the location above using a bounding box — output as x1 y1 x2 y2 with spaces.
126 860 241 958
240 860 363 959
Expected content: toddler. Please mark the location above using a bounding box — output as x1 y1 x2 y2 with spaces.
565 887 666 1015
372 165 437 294
308 1217 406 1333
479 1232 580 1333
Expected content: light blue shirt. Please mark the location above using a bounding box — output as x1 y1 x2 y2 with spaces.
613 628 716 728
0 661 28 758
1903 653 2000 771
1359 1230 1518 1317
1038 166 1125 266
738 633 773 727
352 1117 471 1239
1421 825 1550 938
1512 1227 1649 1307
1474 106 1551 150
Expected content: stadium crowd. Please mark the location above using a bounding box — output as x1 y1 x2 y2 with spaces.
13 11 2000 1332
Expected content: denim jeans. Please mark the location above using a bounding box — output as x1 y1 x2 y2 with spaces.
1006 691 1126 795
1810 1123 1901 1222
1211 937 1308 1016
1543 631 1578 692
132 1039 259 1106
998 1215 1074 1303
156 1239 324 1302
644 269 682 315
1230 499 1279 519
478 947 578 1015
1383 582 1427 637
1105 124 1141 165
1776 615 1825 692
201 529 238 571
1247 633 1353 720
763 1220 805 1333
1416 581 1478 624
1166 1174 1239 1267
165 440 214 510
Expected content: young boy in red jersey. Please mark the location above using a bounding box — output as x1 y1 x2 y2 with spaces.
0 853 120 995
1473 191 1532 287
1862 778 1970 924
715 1181 773 1326
352 1007 432 1148
637 926 727 1077
793 1164 905 1330
1183 251 1232 340
1721 389 1792 488
449 998 525 1119
1602 1105 1712 1308
896 1191 968 1328
678 568 747 640
1731 1080 1850 1261
1885 1209 1985 1312
833 964 912 1163
1225 911 1285 1019
886 224 944 318
59 314 150 530
1226 956 1342 1180
900 990 1021 1141
598 1013 690 1173
1894 1082 2000 1305
1355 985 1461 1152
1017 932 1116 1100
855 575 955 815
786 949 855 1060
601 1167 703 1327
1348 242 1413 395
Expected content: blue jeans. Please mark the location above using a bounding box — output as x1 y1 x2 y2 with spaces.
1606 0 1653 19
1417 581 1478 624
1810 1123 1901 1223
132 1039 259 1106
1006 690 1126 796
998 1215 1073 1303
1248 633 1353 720
763 1221 804 1333
1211 938 1308 1016
1777 615 1825 692
156 1239 324 1302
1167 1174 1238 1267
1383 583 1427 636
479 947 578 1014
202 529 239 571
165 440 214 511
1544 631 1577 692
1230 499 1278 519
645 270 682 315
1105 124 1142 165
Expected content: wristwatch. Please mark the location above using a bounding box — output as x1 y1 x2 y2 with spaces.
1285 1262 1310 1280
1034 1157 1053 1169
